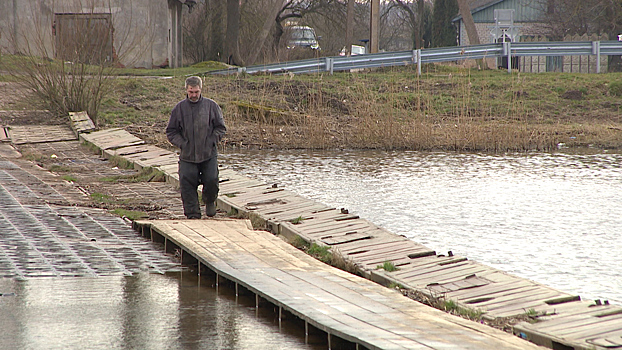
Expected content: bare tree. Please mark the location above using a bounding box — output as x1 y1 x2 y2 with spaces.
456 0 480 45
456 0 487 69
185 1 226 63
244 0 289 65
535 0 622 39
226 0 244 66
345 0 355 55
534 0 622 70
392 0 428 49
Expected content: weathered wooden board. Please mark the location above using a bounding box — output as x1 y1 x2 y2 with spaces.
80 128 144 150
9 125 77 144
135 219 541 350
104 144 153 157
68 111 95 135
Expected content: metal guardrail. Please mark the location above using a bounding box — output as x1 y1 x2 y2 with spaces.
208 40 622 76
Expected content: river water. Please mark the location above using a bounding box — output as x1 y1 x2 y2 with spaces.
0 272 323 350
220 149 622 305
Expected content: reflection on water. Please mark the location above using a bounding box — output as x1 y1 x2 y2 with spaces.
221 149 622 304
0 273 322 350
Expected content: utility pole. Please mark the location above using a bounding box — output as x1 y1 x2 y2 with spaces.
370 0 379 53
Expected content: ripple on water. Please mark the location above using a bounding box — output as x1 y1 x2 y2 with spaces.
221 149 622 304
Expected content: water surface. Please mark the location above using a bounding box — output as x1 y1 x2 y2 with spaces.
0 273 322 350
221 149 622 304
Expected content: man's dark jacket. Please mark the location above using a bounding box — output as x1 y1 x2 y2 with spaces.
166 96 226 163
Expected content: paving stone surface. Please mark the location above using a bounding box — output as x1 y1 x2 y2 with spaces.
0 141 185 278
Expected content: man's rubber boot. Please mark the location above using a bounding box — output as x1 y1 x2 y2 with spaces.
205 202 217 217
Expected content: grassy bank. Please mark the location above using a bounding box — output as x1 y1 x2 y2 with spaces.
3 55 621 152
97 64 622 152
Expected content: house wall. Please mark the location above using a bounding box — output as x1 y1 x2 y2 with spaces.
458 21 546 46
0 0 171 68
471 0 544 23
457 0 547 46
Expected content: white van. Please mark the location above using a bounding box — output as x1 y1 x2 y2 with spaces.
285 26 320 50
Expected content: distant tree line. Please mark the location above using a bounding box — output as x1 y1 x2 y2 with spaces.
182 0 621 69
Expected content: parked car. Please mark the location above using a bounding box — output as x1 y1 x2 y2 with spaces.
285 25 320 51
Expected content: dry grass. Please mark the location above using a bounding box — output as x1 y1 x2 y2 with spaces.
11 61 617 152
205 64 622 151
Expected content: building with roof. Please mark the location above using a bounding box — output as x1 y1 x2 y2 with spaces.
0 0 196 68
452 0 547 46
452 0 609 72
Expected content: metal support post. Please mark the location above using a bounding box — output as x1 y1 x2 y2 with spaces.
325 57 334 75
503 41 512 73
305 321 308 343
412 49 422 76
592 41 601 73
417 49 422 76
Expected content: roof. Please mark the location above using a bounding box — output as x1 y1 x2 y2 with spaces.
452 0 506 22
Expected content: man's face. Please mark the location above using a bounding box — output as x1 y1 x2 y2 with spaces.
186 85 201 102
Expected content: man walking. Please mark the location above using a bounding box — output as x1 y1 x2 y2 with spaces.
166 76 226 219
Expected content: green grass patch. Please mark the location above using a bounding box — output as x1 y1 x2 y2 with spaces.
109 208 148 221
290 216 304 224
525 308 538 317
376 261 399 272
60 175 78 182
290 236 310 250
107 155 134 170
609 80 622 97
100 167 166 183
90 192 113 203
443 300 483 321
48 165 73 173
307 243 331 264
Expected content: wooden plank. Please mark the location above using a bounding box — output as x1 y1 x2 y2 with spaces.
445 280 538 300
134 154 179 169
321 232 373 245
471 289 561 309
9 125 77 144
80 128 144 150
105 144 153 157
134 219 541 350
68 111 95 134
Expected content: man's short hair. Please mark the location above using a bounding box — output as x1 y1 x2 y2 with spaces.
185 76 203 89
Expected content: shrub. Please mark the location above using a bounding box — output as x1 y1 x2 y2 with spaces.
609 81 622 97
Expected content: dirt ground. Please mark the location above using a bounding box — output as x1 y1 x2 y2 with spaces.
0 82 62 125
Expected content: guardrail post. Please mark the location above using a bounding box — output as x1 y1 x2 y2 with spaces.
237 67 246 74
413 49 422 76
503 41 512 73
592 41 601 73
325 57 334 75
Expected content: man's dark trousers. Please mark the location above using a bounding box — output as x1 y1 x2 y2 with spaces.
179 157 219 218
